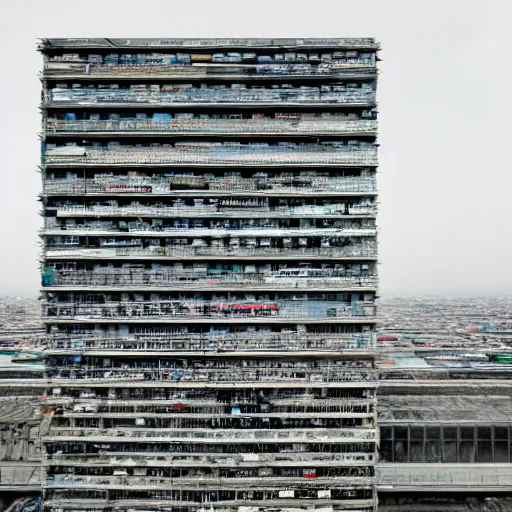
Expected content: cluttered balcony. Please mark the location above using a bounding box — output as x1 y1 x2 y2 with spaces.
42 262 377 291
45 324 375 352
42 217 377 240
45 423 376 441
44 351 376 382
50 198 376 218
39 37 379 50
42 49 376 79
45 82 376 107
45 464 373 488
46 113 377 136
43 487 375 509
42 171 377 196
42 292 376 323
46 451 377 474
45 235 377 260
43 141 378 167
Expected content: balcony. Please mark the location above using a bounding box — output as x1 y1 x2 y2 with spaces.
52 202 377 220
46 117 378 136
45 243 378 260
43 299 376 322
46 473 372 489
46 451 377 467
42 175 377 196
43 51 375 80
44 268 378 291
46 84 376 108
44 143 378 167
46 331 375 352
42 215 376 238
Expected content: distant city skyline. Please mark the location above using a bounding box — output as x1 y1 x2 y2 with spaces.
1 0 511 296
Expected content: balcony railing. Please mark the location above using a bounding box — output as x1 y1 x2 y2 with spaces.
43 176 377 195
53 204 377 218
46 474 372 489
45 244 378 260
46 451 377 466
44 145 378 166
46 427 377 441
43 299 376 321
42 225 376 239
44 56 375 78
39 37 379 50
47 86 376 106
46 365 376 383
46 118 378 135
46 269 378 290
47 332 376 351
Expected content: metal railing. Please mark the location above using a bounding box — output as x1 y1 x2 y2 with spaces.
43 299 376 320
45 244 378 259
40 37 379 50
46 367 376 383
43 175 377 195
48 86 376 105
46 117 377 134
47 269 378 290
44 145 378 166
44 57 375 78
42 225 377 238
46 451 377 466
46 426 377 440
54 203 377 218
47 332 376 351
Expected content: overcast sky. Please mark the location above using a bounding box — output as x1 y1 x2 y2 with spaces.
0 0 510 297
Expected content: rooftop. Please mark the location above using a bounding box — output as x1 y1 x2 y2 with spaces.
39 38 379 51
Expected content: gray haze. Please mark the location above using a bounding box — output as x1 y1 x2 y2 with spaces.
0 0 511 297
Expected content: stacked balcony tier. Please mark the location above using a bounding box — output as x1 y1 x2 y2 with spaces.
42 384 377 511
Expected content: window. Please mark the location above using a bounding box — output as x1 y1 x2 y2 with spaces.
495 426 509 463
443 426 458 462
426 427 441 462
410 427 424 462
459 427 475 463
380 427 393 462
394 427 408 462
477 426 493 463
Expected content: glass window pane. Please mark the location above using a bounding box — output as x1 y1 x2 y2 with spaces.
444 427 457 440
426 440 441 462
381 427 392 440
426 427 440 440
495 427 509 440
410 442 424 462
381 440 393 462
443 441 457 462
478 427 491 440
394 427 408 440
477 441 493 462
460 440 475 462
495 441 509 463
461 427 475 440
394 440 408 462
410 427 424 440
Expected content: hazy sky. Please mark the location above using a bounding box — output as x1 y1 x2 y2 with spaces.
0 0 511 297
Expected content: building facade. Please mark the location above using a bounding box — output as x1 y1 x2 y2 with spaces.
39 38 380 512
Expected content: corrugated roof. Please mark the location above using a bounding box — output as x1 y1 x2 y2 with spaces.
379 394 512 423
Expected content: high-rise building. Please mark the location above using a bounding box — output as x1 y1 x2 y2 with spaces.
39 38 380 512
